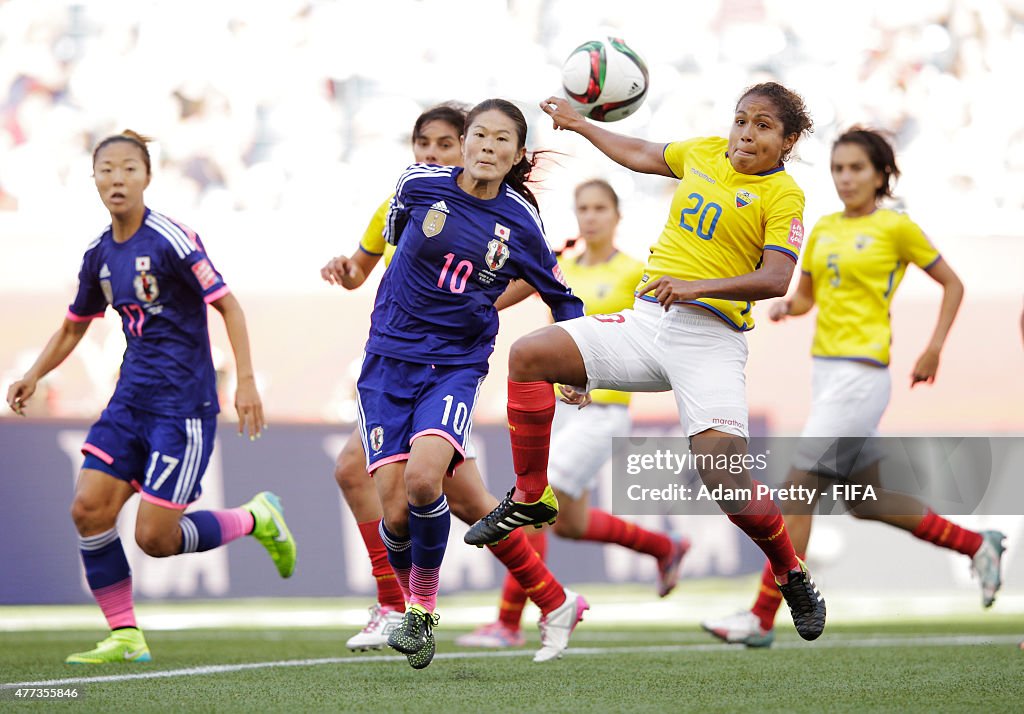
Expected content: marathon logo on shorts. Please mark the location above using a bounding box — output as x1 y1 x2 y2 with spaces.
369 426 384 453
422 209 447 238
485 239 509 271
787 218 804 248
735 190 756 208
190 259 219 290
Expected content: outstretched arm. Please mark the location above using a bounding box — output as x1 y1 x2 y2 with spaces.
210 292 265 438
6 318 91 415
769 272 815 321
540 97 674 177
494 279 537 311
912 259 964 387
638 250 796 308
321 248 383 290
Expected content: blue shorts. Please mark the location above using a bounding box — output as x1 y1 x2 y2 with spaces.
356 353 487 474
81 400 217 510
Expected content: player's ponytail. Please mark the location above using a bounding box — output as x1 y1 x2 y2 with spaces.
92 129 153 174
506 152 540 211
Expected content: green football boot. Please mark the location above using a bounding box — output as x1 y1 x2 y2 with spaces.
244 491 297 578
65 628 151 664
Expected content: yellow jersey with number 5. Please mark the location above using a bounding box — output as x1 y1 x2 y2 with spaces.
802 209 940 366
641 136 805 331
358 196 397 266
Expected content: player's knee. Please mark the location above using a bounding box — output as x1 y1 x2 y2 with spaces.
845 501 875 520
135 526 179 558
508 335 548 381
446 487 487 523
552 516 584 539
380 506 409 537
69 496 117 535
404 469 442 508
334 449 368 493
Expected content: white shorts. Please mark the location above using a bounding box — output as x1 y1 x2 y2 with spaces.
548 400 632 499
556 299 749 438
793 358 891 473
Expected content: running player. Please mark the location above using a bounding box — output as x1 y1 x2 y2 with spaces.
357 99 587 669
6 130 296 664
458 179 687 648
322 104 590 664
701 127 1005 647
467 83 828 643
321 103 466 649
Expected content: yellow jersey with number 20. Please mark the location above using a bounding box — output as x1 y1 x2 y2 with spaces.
641 136 805 331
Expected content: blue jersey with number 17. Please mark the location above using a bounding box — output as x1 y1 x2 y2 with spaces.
367 164 583 366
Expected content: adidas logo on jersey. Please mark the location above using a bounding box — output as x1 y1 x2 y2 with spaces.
430 200 450 213
99 263 111 278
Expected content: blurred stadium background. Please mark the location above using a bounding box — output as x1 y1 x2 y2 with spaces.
1 1 1021 700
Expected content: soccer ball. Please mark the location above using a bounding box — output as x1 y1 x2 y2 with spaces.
561 37 649 122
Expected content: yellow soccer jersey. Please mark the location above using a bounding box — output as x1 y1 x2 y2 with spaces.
559 251 645 405
802 209 940 366
358 196 397 266
641 136 806 330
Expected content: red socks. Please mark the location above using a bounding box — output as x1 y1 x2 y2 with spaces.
726 482 799 579
911 510 983 557
357 520 406 612
508 380 556 503
581 509 672 560
492 529 561 623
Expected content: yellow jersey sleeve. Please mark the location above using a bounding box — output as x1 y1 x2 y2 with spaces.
558 251 645 405
358 196 397 267
895 213 941 270
641 137 805 331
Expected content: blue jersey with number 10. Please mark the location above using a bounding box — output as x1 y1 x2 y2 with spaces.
367 164 583 366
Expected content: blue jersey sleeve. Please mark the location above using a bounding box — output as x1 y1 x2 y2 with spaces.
165 228 229 304
517 225 584 322
68 243 107 320
385 164 423 246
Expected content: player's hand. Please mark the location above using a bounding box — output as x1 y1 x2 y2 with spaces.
540 96 586 132
234 376 265 440
558 384 592 409
768 300 791 322
637 276 702 310
6 378 36 416
911 348 940 387
320 255 356 286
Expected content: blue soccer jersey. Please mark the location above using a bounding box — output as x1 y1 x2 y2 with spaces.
369 164 583 365
68 208 228 417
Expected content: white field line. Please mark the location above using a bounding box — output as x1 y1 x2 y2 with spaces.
5 634 1022 688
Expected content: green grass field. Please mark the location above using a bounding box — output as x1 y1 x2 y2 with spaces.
2 612 1022 713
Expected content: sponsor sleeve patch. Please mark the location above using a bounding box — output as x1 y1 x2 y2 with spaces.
190 259 219 290
787 218 804 248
